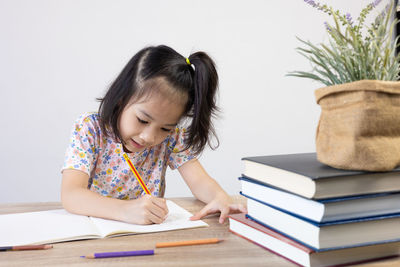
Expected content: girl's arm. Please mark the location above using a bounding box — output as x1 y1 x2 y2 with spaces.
61 169 168 224
178 159 247 223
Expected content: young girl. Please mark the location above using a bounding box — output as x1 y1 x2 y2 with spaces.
61 45 246 225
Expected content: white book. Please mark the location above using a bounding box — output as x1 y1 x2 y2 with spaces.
229 213 400 267
240 176 400 222
247 197 400 250
0 200 207 246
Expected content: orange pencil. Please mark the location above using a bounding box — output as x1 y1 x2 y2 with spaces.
155 238 222 248
123 153 150 195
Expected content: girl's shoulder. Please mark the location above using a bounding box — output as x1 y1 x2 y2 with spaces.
73 112 100 127
71 112 103 138
164 126 196 169
168 126 187 140
165 126 189 151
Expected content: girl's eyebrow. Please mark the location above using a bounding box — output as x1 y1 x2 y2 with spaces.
139 109 178 127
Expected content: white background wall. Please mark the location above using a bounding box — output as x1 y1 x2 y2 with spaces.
0 0 387 203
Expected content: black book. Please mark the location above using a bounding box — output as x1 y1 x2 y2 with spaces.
242 153 400 199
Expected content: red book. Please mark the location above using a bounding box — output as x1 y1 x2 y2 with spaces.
229 213 400 267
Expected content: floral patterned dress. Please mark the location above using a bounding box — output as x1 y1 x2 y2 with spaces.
62 113 195 199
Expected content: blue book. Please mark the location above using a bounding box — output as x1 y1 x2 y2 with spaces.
242 153 400 199
239 176 400 223
245 195 400 251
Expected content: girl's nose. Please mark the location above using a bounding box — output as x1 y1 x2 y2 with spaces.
139 127 155 145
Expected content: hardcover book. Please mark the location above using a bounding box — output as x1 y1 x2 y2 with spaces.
229 213 400 267
246 196 400 250
239 176 400 223
242 153 400 199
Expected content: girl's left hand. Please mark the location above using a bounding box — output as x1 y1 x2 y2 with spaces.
189 193 247 224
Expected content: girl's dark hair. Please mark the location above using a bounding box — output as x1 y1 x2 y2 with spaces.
97 45 219 155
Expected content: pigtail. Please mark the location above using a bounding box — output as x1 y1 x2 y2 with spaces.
185 52 220 155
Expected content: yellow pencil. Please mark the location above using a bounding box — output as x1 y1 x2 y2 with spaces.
123 154 150 195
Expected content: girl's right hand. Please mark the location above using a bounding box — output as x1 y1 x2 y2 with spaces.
120 194 169 225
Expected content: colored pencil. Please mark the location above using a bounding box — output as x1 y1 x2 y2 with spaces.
155 238 222 248
82 249 154 259
123 153 150 195
0 244 53 251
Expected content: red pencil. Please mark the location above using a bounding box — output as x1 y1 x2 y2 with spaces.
0 244 53 251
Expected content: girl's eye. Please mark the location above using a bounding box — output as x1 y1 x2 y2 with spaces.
161 128 172 132
137 117 148 124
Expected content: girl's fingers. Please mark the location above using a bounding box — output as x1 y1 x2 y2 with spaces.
151 197 169 214
190 202 248 222
219 204 248 224
218 207 230 224
139 195 168 223
190 204 216 220
238 204 248 213
148 204 167 220
231 203 247 213
147 210 165 224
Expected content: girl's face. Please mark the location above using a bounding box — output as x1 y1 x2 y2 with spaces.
119 91 186 153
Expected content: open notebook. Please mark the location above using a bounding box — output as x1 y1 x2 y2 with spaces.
0 200 208 246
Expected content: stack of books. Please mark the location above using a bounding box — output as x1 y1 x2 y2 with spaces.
229 153 400 267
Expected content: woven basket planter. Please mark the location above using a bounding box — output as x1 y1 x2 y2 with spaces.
315 80 400 171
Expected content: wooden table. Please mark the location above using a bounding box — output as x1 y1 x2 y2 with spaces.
0 197 399 266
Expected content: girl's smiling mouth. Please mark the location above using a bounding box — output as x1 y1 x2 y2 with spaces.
130 138 144 149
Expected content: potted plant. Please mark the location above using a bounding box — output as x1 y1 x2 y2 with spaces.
288 0 400 171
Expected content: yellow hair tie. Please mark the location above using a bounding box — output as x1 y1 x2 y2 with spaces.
186 58 191 65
